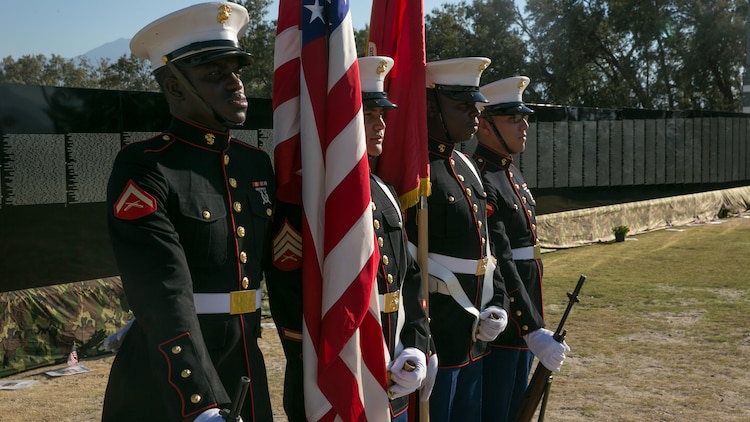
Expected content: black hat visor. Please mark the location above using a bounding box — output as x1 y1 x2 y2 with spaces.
434 84 488 103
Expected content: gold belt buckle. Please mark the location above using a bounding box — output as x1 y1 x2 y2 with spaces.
230 290 256 315
475 257 489 276
533 244 542 260
383 291 400 313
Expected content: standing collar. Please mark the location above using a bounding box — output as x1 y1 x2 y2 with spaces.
474 143 513 169
166 117 232 151
428 136 456 159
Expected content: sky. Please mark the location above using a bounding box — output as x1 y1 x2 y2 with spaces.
0 0 458 59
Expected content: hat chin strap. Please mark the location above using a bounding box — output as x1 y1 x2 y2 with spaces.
165 60 244 129
433 88 459 144
485 114 512 155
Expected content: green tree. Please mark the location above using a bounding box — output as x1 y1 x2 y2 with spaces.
236 0 275 98
523 0 746 110
674 0 745 110
96 55 157 91
425 2 476 62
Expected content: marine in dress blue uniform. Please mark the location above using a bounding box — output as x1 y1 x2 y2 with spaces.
473 76 570 421
102 4 274 421
360 56 432 421
404 57 510 422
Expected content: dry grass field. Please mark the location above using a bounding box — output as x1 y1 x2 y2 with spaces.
2 215 750 421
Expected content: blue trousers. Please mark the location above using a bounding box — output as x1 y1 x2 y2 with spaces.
481 347 534 422
392 409 408 422
429 359 483 422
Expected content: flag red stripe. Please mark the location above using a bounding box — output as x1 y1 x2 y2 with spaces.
323 155 370 254
272 59 300 110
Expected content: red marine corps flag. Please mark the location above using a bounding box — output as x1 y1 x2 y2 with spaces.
273 0 390 421
367 0 430 209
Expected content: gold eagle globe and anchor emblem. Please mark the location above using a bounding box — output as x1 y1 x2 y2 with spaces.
217 4 232 24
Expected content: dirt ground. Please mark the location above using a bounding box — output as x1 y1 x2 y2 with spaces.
0 323 286 422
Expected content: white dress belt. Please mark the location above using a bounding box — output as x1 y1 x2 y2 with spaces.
427 252 496 276
511 244 541 261
194 288 262 314
407 242 496 341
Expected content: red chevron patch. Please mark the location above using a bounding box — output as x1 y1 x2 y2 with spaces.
113 180 157 220
486 203 496 218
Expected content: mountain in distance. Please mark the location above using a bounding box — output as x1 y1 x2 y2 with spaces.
79 38 131 63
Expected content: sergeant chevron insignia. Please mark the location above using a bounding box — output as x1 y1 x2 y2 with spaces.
272 219 303 271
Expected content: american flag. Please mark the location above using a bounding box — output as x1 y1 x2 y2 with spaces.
273 1 390 421
368 0 430 208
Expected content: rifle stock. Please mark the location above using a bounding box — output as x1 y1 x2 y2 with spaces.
513 274 586 422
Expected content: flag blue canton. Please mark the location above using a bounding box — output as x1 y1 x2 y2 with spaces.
301 0 347 45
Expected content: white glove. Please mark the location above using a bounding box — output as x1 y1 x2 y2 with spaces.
389 347 427 399
475 306 508 342
194 408 243 422
524 328 570 373
419 352 439 402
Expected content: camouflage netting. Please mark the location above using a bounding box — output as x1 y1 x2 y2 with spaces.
0 277 131 378
537 186 750 248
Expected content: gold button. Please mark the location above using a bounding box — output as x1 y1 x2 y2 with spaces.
473 204 478 212
171 345 182 354
191 394 202 404
515 184 520 190
516 310 523 317
527 210 532 216
448 196 455 203
371 202 377 211
457 174 465 182
522 197 527 204
181 369 192 378
229 178 238 188
398 221 402 228
465 188 472 197
522 325 529 331
378 237 384 247
373 219 380 230
387 274 394 284
481 237 486 246
239 251 247 263
224 155 230 165
450 159 455 166
477 221 483 229
237 226 246 237
233 202 242 213
514 204 519 210
509 297 515 303
266 208 273 217
382 255 389 266
242 277 249 289
202 210 211 220
162 135 170 141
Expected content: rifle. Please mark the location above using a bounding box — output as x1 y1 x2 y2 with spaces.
220 376 251 421
513 274 587 422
